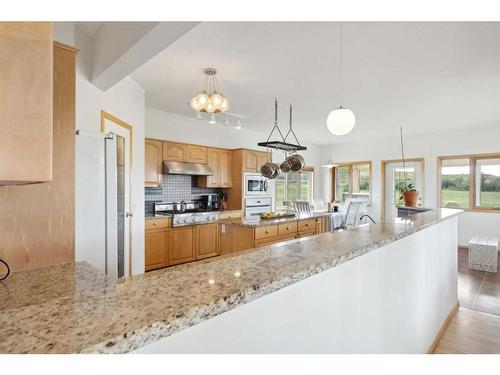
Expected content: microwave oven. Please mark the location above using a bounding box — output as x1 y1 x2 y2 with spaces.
244 173 269 196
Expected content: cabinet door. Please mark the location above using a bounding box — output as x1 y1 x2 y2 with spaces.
0 22 53 184
207 148 220 187
163 141 186 162
187 144 207 163
243 150 259 172
259 152 270 169
145 139 163 187
145 229 167 271
195 223 219 260
169 226 195 265
219 149 232 187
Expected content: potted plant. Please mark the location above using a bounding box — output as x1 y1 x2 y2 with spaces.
398 127 420 207
399 183 419 207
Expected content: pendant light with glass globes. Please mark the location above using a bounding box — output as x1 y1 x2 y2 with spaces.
190 68 230 113
326 22 356 136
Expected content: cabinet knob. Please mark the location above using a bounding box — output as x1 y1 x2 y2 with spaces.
153 223 157 226
265 230 269 234
305 223 309 227
286 227 290 230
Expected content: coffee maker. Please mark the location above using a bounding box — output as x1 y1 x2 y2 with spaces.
201 194 219 211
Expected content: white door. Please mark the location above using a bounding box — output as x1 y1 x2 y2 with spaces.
384 161 424 221
102 114 132 277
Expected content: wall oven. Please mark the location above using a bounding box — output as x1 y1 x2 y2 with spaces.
245 197 272 219
244 173 269 196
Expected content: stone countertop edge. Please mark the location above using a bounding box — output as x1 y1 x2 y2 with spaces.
87 208 463 353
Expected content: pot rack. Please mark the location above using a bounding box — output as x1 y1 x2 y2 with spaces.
258 99 307 152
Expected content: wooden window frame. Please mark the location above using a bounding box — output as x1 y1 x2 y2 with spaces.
437 153 500 213
331 161 372 206
275 167 315 208
380 158 425 223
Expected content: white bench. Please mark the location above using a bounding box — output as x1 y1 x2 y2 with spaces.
469 236 498 272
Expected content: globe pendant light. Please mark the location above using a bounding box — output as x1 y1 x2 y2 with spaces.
190 68 230 113
327 22 355 136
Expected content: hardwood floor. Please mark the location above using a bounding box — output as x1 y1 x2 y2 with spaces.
433 307 500 354
458 247 500 316
432 248 500 354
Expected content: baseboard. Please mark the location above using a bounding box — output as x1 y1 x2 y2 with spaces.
427 302 460 354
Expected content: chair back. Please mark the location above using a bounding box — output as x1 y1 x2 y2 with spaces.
343 200 363 228
294 200 312 213
313 198 325 211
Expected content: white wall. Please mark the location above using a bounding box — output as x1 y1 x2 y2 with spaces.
55 23 146 275
134 216 458 353
319 124 500 246
145 108 323 201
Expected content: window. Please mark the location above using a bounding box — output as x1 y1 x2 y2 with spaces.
439 154 500 210
332 162 372 204
275 168 314 210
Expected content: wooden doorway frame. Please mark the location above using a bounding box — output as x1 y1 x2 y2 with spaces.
381 158 425 222
100 110 134 276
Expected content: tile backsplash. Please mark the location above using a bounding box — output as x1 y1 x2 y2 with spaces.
145 174 222 214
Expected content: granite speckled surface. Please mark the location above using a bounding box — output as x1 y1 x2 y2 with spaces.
220 211 332 227
0 208 461 353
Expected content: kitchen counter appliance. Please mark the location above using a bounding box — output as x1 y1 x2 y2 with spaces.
154 201 219 227
244 173 269 196
244 197 272 219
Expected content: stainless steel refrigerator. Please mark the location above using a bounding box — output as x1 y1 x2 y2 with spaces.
75 129 126 278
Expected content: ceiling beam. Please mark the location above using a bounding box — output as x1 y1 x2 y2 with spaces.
91 22 200 90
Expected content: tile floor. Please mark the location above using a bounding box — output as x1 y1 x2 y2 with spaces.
458 247 500 316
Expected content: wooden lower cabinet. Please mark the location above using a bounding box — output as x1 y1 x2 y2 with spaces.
169 226 195 266
195 223 219 260
145 229 168 271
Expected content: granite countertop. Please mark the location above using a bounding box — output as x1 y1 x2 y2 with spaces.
396 205 430 211
0 208 462 354
220 211 334 227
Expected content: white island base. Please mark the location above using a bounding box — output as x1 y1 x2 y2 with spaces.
134 215 458 354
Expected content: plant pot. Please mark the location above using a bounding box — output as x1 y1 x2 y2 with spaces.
403 191 419 207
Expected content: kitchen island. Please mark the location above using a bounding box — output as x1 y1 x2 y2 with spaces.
0 208 461 353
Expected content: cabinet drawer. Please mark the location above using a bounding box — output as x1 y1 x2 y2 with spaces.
145 217 171 230
255 225 278 240
296 229 315 238
278 222 298 236
298 219 315 232
255 233 295 248
218 211 242 220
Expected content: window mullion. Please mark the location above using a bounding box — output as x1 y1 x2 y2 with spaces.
470 157 476 209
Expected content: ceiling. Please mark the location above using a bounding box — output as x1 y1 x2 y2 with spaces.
76 22 102 38
130 22 500 145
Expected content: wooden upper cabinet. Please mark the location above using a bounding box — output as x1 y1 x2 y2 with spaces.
145 138 162 187
202 148 220 188
198 148 232 188
220 149 232 187
186 144 207 163
169 226 195 265
243 150 259 172
0 22 53 184
163 141 186 162
145 228 168 271
195 223 219 260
